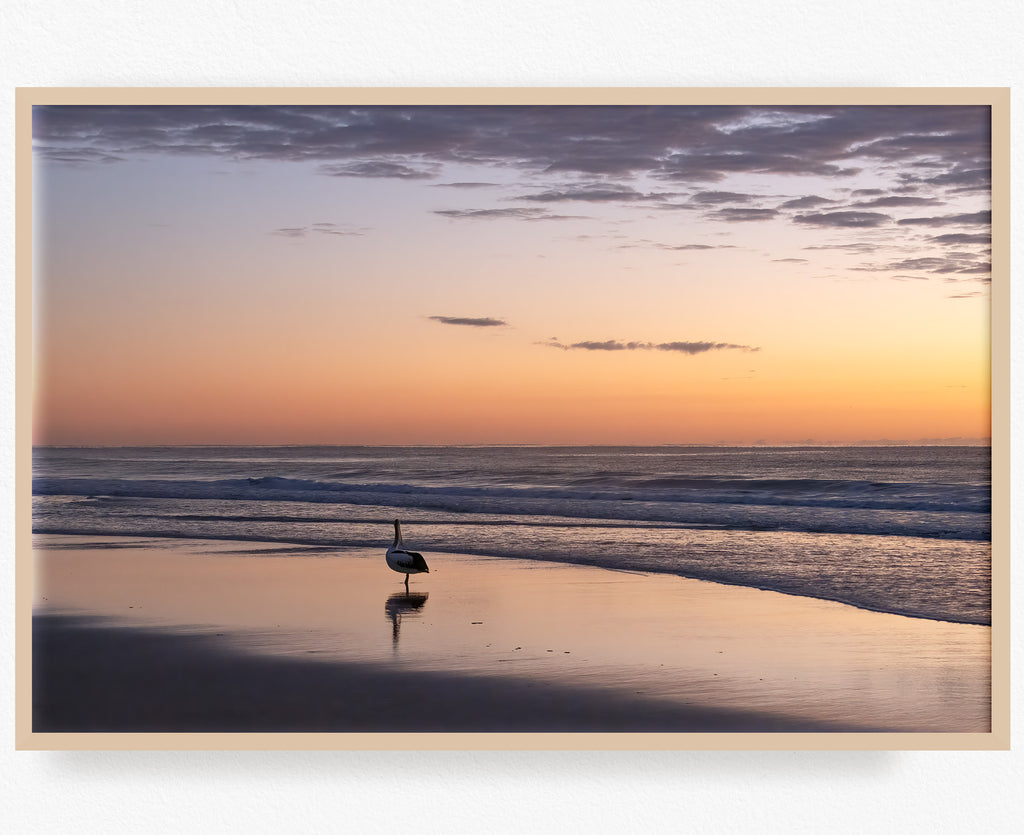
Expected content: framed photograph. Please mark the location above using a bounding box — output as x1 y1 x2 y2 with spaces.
16 88 1008 750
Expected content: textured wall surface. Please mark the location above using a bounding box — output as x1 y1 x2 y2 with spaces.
3 2 1022 832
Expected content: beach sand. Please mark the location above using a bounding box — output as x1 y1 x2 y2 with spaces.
30 534 990 735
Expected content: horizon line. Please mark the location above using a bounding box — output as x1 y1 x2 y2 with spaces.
31 439 993 449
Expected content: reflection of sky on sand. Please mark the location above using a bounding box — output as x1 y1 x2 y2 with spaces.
34 535 990 732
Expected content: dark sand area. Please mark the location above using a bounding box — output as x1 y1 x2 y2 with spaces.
27 535 991 737
33 614 862 732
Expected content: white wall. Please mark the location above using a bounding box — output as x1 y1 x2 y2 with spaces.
3 2 1021 831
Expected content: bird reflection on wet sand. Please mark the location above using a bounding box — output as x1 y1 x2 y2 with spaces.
385 591 429 646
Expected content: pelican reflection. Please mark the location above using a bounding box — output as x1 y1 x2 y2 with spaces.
385 590 429 646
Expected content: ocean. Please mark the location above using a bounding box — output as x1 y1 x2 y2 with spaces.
32 445 991 626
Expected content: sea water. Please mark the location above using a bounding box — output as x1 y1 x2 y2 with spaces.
32 445 991 625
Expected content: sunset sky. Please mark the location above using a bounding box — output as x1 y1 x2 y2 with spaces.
31 103 992 445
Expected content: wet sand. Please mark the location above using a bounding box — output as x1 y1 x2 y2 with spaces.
30 535 991 735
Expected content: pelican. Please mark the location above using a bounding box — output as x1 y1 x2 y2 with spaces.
386 519 430 589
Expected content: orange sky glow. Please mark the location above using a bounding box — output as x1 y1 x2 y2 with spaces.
32 103 992 445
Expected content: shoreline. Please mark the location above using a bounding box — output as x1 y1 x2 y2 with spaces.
30 526 991 627
29 534 992 734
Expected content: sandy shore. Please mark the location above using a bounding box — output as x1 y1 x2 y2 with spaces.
30 535 991 734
